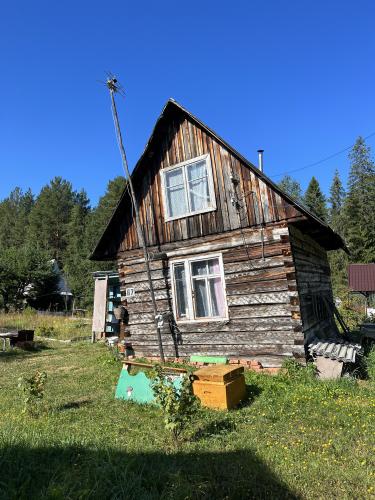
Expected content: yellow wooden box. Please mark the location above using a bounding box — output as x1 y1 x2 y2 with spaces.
192 365 246 410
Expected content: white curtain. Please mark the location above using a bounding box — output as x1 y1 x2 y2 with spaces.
187 161 209 211
193 279 210 317
166 168 187 217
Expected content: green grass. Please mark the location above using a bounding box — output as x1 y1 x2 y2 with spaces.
0 311 92 340
0 343 374 499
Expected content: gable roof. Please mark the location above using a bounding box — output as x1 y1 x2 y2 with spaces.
91 99 346 260
348 264 375 292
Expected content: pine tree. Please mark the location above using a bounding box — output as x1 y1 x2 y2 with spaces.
343 137 375 262
0 188 34 248
63 200 92 308
278 175 303 202
327 169 347 297
85 176 126 254
304 176 328 221
328 169 345 234
27 177 76 263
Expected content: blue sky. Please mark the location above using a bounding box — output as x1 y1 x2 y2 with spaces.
1 0 375 206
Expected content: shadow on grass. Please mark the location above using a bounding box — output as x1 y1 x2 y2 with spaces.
240 383 263 407
192 416 237 440
0 444 300 500
56 398 92 412
0 342 51 361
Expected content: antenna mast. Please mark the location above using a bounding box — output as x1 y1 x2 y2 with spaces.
106 77 165 362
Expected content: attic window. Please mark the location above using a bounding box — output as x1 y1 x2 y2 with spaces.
161 154 216 221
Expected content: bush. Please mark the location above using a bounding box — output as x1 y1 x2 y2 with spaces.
337 300 365 331
365 348 375 381
18 371 47 416
281 359 316 382
35 324 56 338
150 365 198 445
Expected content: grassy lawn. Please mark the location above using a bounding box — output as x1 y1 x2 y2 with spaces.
0 342 374 499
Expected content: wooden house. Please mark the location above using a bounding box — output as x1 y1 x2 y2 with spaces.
91 99 345 367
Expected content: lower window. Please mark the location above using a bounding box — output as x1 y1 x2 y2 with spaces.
171 255 227 321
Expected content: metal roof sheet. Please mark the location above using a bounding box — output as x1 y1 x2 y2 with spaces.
348 264 375 292
308 339 362 364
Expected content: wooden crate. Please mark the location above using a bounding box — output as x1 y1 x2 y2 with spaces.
192 365 246 410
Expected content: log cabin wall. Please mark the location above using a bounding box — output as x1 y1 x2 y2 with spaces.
289 225 338 344
118 224 304 367
117 113 303 253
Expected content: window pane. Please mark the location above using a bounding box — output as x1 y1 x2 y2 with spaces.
209 277 225 316
167 185 187 217
187 160 207 181
174 264 188 318
191 260 208 276
166 168 184 187
188 177 210 211
208 258 220 274
193 279 210 317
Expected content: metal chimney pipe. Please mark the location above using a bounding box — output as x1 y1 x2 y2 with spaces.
257 149 264 172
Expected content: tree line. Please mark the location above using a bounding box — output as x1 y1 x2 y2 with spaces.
0 176 125 311
278 136 375 295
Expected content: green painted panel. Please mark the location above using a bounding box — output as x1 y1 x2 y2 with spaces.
190 355 228 365
115 368 184 404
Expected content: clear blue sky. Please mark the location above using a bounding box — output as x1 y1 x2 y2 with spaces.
1 0 375 206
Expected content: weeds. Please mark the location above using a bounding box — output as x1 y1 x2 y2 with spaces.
150 365 199 445
365 347 375 381
18 370 48 416
0 311 92 340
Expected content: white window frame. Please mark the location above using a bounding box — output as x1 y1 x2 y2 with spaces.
170 253 228 323
161 154 217 222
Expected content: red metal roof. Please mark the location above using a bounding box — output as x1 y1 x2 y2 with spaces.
348 264 375 292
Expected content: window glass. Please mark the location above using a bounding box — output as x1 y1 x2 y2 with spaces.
191 260 208 276
187 161 210 212
209 277 225 316
208 258 220 274
174 264 188 318
193 278 210 317
165 168 187 217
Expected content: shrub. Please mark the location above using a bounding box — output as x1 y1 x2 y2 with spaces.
35 324 56 338
18 371 47 416
337 301 365 331
281 358 316 382
150 365 198 445
365 347 375 381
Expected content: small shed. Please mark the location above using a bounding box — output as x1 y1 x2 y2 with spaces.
348 264 375 316
92 271 121 340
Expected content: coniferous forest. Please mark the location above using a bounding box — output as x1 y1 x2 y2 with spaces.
1 136 374 312
0 176 125 311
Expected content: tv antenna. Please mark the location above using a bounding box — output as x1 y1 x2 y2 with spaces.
106 75 165 362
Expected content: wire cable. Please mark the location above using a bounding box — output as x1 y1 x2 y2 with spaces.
270 130 375 179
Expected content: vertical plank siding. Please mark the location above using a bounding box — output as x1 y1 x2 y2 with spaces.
118 115 302 251
118 224 304 366
289 225 338 343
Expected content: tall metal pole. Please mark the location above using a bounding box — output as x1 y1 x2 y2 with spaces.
106 78 165 362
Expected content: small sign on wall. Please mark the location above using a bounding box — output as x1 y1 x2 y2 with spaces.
125 287 135 298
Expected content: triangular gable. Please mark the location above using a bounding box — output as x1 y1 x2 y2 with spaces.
91 99 345 260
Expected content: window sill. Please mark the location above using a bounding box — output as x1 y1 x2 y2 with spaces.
175 317 229 325
164 205 217 223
